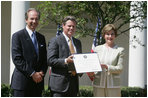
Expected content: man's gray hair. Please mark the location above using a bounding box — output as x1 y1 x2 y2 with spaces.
25 8 40 20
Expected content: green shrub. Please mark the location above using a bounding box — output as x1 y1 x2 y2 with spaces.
121 87 147 97
42 89 51 97
79 89 93 97
1 84 13 97
1 84 147 97
78 86 93 97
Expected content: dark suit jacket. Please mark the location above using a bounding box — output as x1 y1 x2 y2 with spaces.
11 28 47 91
47 33 82 93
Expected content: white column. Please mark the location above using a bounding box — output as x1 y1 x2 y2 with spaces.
129 1 147 88
10 1 30 83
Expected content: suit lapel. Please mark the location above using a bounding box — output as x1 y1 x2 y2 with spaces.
24 29 34 47
60 34 70 55
23 29 38 56
35 32 41 56
72 37 80 53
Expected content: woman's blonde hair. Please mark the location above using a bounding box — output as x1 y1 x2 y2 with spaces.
102 24 117 37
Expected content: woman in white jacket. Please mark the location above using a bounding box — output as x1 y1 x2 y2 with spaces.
89 24 124 97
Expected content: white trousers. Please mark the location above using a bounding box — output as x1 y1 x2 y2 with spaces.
93 87 121 97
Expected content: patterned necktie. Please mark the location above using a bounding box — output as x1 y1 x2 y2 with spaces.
69 38 76 76
69 38 75 54
31 32 38 55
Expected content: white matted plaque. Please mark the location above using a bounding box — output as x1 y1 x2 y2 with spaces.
73 53 102 73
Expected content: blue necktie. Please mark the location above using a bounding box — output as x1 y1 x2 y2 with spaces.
31 32 38 55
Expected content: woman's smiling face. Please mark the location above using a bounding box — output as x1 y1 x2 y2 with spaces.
104 30 116 44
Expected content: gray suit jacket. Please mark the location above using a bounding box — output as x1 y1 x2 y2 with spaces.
47 33 82 93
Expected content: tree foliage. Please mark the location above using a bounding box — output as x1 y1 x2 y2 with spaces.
37 1 147 44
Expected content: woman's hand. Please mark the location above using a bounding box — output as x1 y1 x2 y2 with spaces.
101 64 108 70
88 72 95 79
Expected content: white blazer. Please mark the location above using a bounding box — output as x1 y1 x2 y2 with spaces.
93 44 124 88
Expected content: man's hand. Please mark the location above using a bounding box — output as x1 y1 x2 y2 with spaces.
32 71 44 83
66 55 74 64
39 71 44 77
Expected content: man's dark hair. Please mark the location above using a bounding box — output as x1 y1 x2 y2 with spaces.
62 16 77 25
25 8 40 20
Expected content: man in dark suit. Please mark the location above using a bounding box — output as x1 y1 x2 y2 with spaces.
11 8 47 97
47 16 82 97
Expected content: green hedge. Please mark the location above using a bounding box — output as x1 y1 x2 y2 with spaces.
1 84 147 97
1 84 13 97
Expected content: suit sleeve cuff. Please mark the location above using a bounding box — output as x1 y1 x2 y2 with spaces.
65 58 68 64
30 71 35 77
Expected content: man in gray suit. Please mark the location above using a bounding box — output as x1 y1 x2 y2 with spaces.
11 8 47 97
48 16 82 97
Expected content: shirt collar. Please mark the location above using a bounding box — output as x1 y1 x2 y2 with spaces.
26 26 36 37
62 32 72 42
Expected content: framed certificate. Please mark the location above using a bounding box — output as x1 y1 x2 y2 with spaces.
73 53 102 73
